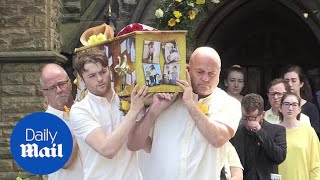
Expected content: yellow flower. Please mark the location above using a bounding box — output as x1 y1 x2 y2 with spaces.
175 0 182 2
88 35 97 45
121 101 130 111
188 10 196 20
196 0 205 4
168 18 176 27
64 105 70 115
197 103 209 115
155 8 164 18
96 33 107 42
173 11 182 18
187 2 194 7
88 33 107 45
175 18 180 23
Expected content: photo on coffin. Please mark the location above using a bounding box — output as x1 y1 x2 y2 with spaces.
130 41 136 62
143 64 162 87
163 63 180 85
142 40 161 64
162 40 181 64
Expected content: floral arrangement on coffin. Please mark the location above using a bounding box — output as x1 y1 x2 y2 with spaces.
117 23 157 37
80 23 114 46
153 0 220 30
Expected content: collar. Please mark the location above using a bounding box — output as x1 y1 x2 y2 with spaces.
47 105 65 119
197 87 220 103
87 89 116 103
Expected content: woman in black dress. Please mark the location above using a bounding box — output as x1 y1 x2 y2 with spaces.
281 65 320 138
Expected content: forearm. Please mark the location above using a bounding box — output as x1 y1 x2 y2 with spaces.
185 101 232 148
127 104 163 151
101 109 140 157
230 167 243 180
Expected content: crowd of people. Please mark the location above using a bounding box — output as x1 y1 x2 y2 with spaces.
40 47 320 180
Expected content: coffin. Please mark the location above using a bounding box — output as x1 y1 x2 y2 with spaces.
75 30 187 98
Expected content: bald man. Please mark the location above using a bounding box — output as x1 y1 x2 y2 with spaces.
128 47 242 180
40 64 83 180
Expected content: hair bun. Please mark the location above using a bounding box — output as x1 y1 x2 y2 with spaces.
232 65 241 68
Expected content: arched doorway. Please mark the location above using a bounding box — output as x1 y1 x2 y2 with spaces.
195 0 320 100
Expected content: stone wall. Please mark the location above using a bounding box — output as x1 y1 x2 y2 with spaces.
0 0 62 52
0 0 64 179
0 63 46 179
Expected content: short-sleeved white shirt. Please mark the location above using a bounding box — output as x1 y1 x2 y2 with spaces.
221 141 243 179
70 91 141 180
46 106 84 180
143 87 242 180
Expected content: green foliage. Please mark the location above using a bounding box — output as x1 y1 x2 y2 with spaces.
152 0 220 30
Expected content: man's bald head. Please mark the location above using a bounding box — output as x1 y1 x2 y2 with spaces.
189 47 221 69
188 47 222 98
40 63 73 110
40 64 69 88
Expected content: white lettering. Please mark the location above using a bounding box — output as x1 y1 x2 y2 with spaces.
25 129 35 141
49 131 57 144
20 143 63 158
24 129 58 144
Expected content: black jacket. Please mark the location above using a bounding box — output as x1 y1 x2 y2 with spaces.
230 120 287 180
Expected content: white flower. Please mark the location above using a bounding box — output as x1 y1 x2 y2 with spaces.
212 0 220 3
155 8 164 18
303 13 308 18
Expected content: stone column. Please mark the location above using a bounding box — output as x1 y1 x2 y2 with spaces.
0 0 66 179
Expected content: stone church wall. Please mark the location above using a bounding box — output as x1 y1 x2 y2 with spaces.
0 0 64 179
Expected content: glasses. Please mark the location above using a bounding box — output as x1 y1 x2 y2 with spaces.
242 114 261 121
42 79 69 93
268 92 286 97
282 102 299 109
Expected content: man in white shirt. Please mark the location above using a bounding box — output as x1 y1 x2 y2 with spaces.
40 63 83 180
71 50 149 180
128 47 242 180
265 78 310 125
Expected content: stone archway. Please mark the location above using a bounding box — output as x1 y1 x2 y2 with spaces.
96 0 320 98
193 0 320 98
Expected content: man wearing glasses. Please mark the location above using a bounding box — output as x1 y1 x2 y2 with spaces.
265 78 311 125
40 64 83 180
230 93 287 180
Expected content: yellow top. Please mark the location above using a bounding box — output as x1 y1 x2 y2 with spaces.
279 124 320 180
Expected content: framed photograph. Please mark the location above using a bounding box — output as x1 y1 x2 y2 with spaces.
162 40 181 64
163 63 180 85
142 40 161 64
143 64 162 87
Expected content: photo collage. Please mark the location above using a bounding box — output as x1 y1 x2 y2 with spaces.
142 40 181 87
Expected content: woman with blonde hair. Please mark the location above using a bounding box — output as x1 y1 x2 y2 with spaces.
278 92 320 180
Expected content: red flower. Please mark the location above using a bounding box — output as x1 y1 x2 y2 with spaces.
131 23 143 31
117 23 157 37
117 26 132 36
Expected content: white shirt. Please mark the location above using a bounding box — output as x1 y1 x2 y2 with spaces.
143 88 242 180
70 91 141 180
46 106 83 180
221 141 243 179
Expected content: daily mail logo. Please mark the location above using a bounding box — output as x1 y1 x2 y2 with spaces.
10 112 72 175
21 129 62 158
